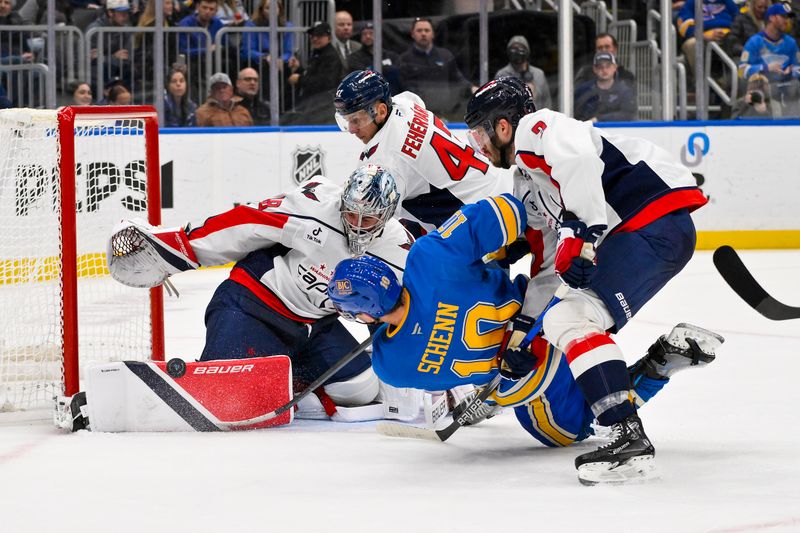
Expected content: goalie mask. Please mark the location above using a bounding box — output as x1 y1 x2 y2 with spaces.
340 164 399 256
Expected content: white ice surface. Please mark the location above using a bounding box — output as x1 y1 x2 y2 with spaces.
2 250 799 533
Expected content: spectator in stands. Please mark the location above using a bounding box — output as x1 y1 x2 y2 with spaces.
69 80 94 105
163 68 197 126
0 82 11 108
197 71 254 126
732 73 783 118
791 0 800 41
217 0 247 26
87 0 134 86
96 76 126 104
346 21 402 94
332 10 361 65
242 0 294 67
677 0 740 72
724 0 768 59
178 0 225 57
574 52 637 122
399 17 476 119
134 0 180 86
494 35 552 110
235 66 270 124
137 0 180 29
575 33 636 93
108 83 132 104
217 0 248 66
739 2 800 112
0 0 34 64
287 21 344 124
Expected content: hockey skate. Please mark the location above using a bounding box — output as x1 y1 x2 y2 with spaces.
630 323 724 381
53 392 90 432
575 413 657 485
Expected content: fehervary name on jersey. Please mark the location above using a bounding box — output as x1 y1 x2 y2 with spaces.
400 103 429 160
417 301 459 374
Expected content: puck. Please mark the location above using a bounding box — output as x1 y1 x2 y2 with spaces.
166 358 186 378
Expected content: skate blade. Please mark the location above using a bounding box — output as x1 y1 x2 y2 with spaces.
577 455 659 486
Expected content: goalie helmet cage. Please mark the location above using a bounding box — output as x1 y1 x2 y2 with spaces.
0 105 165 412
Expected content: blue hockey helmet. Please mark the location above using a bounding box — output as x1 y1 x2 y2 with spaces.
464 76 536 139
334 70 392 131
328 256 402 322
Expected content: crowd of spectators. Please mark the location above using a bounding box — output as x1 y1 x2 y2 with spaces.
3 0 799 121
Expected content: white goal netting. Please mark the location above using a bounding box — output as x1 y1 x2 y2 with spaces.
0 108 159 411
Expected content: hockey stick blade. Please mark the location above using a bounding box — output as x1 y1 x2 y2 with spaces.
376 374 502 442
220 335 374 428
713 245 800 321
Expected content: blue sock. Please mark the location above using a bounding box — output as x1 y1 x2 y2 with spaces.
632 374 669 404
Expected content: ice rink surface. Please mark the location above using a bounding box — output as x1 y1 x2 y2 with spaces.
1 250 799 533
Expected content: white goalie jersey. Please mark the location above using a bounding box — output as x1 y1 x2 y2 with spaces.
357 92 513 233
184 177 412 320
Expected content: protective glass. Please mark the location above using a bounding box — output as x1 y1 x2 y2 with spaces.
332 303 375 325
467 125 494 159
335 109 376 132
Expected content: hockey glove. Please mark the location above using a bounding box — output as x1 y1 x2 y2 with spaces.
497 314 543 380
554 216 605 290
107 219 199 289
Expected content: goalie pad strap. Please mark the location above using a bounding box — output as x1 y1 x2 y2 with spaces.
313 387 339 417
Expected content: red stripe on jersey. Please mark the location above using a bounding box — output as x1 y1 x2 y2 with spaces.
525 227 545 278
564 332 614 364
229 267 316 324
433 115 451 135
517 151 553 176
188 206 289 242
613 189 708 234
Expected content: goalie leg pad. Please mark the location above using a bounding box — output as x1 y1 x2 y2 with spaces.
323 367 380 407
83 356 292 432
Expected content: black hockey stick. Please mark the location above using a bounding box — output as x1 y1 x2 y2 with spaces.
220 335 373 429
376 286 568 442
713 245 800 321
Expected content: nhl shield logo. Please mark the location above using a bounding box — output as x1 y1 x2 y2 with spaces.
292 146 326 185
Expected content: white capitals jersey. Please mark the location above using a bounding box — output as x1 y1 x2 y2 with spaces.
357 92 513 233
513 109 707 243
184 177 411 321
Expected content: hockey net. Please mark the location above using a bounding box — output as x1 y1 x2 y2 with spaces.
0 106 164 412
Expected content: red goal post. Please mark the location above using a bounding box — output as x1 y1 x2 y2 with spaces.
0 105 165 411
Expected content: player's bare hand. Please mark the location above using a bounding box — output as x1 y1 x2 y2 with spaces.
288 73 300 86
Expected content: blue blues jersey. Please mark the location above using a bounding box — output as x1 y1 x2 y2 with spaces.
739 31 800 80
677 0 739 39
371 194 528 390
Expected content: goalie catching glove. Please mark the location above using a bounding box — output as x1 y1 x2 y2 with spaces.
107 219 199 289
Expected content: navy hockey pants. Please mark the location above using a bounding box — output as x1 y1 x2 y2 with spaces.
200 279 371 386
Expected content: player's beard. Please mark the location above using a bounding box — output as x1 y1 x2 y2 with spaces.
493 137 513 169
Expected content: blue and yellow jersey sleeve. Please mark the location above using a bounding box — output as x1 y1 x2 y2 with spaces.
422 193 527 267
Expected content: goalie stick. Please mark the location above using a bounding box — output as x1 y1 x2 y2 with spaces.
376 285 569 442
713 245 800 321
218 335 373 429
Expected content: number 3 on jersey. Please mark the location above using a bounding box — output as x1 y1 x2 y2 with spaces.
430 121 489 181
